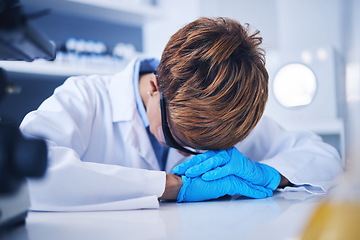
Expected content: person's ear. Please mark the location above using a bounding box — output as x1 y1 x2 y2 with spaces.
149 73 159 94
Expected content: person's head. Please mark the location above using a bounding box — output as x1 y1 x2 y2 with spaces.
153 17 268 152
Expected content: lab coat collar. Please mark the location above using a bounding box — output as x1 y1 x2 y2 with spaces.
108 58 159 123
108 59 138 123
107 59 161 169
125 113 161 170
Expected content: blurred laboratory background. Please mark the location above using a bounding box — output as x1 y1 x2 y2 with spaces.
0 0 359 160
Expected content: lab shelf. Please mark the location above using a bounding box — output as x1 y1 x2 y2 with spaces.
0 61 121 76
3 0 162 76
26 0 164 27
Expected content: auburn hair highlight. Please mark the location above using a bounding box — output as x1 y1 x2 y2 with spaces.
157 17 268 150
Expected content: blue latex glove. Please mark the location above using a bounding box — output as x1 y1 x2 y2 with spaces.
173 147 281 191
177 175 273 202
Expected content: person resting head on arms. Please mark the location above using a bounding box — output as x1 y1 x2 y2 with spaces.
156 17 284 201
20 17 342 210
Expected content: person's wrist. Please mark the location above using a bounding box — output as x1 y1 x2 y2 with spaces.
159 174 183 200
278 174 291 188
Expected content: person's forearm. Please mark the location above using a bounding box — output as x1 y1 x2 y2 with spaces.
160 173 289 201
159 174 182 200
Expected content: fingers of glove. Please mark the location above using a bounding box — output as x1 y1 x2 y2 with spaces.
244 182 274 198
201 149 246 181
201 164 234 181
177 175 274 202
236 162 281 190
260 164 281 190
230 177 273 199
226 149 267 184
177 176 228 202
173 151 215 175
226 146 245 158
185 150 229 178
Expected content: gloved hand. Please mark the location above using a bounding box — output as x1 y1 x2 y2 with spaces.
177 175 273 202
173 147 281 191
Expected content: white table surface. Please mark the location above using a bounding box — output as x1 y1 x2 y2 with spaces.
2 191 324 240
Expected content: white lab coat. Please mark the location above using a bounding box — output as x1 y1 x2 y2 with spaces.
20 59 343 211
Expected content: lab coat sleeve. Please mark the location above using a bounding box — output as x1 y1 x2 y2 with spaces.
27 145 165 211
236 116 343 194
20 76 166 211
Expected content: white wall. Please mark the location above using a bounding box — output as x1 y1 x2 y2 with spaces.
143 0 360 154
144 0 279 58
345 0 360 101
143 0 200 59
198 0 279 51
267 0 346 122
343 0 360 163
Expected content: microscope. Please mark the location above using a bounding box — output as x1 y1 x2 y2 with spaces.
0 0 54 231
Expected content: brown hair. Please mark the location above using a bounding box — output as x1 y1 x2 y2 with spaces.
157 17 268 150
